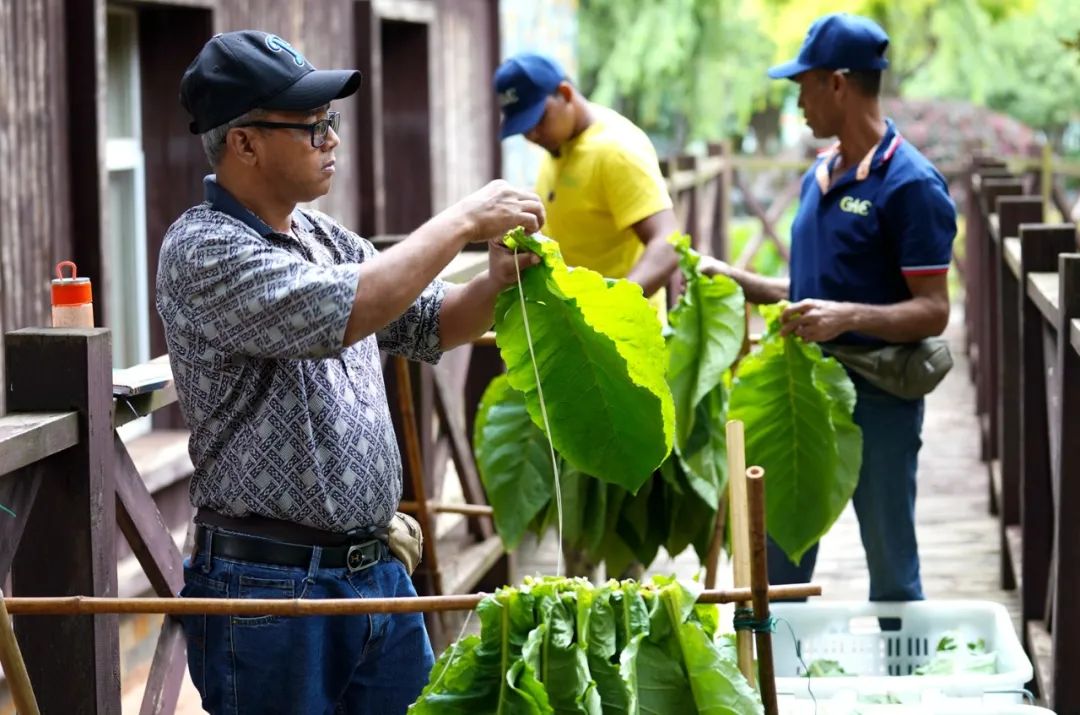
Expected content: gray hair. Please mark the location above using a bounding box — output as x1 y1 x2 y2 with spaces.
200 108 268 167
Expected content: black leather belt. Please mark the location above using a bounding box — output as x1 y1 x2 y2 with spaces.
194 525 384 573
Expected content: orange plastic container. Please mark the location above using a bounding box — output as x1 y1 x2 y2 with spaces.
51 261 94 328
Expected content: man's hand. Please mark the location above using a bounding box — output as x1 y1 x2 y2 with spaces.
451 180 545 243
698 255 733 278
487 239 540 288
781 299 858 342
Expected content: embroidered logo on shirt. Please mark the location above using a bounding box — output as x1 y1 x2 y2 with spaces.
839 196 872 216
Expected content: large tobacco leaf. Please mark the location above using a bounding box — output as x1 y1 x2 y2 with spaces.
473 375 554 550
727 305 862 564
666 234 745 450
495 229 674 492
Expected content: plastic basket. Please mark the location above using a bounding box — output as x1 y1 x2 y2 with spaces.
779 697 1053 715
770 600 1032 702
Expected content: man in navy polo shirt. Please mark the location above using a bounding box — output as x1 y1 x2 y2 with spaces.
703 13 955 601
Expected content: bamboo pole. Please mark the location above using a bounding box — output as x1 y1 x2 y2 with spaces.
746 466 778 715
3 584 821 617
0 588 40 715
397 501 494 518
726 420 755 687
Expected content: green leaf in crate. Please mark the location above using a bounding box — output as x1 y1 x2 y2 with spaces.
409 588 552 714
528 586 603 714
495 228 674 492
667 234 745 450
473 375 554 550
728 307 861 565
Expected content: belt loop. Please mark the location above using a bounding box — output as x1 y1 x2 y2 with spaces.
200 526 214 574
305 546 322 585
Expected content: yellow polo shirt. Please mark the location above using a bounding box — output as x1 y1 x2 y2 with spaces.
535 105 672 308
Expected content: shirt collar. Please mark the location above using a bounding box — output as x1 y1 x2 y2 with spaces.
813 119 903 194
203 175 315 236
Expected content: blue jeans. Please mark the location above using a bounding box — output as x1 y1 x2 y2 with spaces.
179 533 434 715
767 374 926 601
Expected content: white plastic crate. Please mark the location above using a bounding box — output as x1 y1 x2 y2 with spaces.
770 600 1032 701
779 697 1053 715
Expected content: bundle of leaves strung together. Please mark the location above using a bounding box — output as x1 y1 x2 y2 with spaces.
410 229 864 712
474 228 862 575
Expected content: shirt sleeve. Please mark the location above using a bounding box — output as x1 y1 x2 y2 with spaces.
376 278 447 364
600 143 674 231
161 221 359 360
884 175 957 277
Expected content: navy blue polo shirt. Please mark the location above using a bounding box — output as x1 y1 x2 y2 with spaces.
788 119 956 345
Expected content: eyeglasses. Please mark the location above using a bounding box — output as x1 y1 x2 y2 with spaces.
238 111 341 148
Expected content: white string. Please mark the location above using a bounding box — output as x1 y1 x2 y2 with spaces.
423 609 475 694
513 247 564 577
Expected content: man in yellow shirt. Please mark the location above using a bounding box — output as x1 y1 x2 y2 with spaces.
494 53 678 308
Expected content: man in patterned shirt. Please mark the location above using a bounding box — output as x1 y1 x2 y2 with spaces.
158 31 544 714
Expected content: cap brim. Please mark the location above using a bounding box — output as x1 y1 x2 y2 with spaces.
499 99 547 140
767 60 812 80
264 69 362 111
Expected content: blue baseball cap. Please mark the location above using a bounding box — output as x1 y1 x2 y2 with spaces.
494 53 566 139
767 13 889 80
180 31 361 134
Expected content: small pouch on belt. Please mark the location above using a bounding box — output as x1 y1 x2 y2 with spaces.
388 512 423 575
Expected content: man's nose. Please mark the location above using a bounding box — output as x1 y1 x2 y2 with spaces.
323 125 340 151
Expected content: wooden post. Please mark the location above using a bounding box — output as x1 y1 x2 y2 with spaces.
725 420 754 686
995 196 1044 591
5 328 120 714
979 177 1024 463
0 587 40 715
1018 226 1076 630
746 466 777 715
1051 252 1080 712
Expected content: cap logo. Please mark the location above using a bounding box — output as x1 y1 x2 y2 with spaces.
498 87 519 108
265 34 306 67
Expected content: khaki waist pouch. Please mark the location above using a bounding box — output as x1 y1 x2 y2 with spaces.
822 337 953 401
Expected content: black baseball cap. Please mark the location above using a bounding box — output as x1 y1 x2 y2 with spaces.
180 30 362 134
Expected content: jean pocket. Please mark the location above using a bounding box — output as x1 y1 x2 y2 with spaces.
179 571 227 696
233 575 296 627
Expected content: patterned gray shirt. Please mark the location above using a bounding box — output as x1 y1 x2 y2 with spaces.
156 177 445 532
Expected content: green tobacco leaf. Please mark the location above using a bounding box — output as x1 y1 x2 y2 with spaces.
474 375 555 550
583 587 633 713
531 588 603 714
409 589 552 714
667 234 745 448
728 325 861 564
677 384 729 508
495 229 674 492
659 582 763 715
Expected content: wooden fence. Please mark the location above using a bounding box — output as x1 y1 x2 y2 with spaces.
0 256 504 714
965 157 1080 711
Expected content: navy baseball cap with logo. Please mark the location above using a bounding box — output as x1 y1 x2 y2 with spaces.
494 53 566 139
180 30 362 134
767 13 889 80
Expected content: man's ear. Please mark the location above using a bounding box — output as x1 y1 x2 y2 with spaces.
556 81 574 102
226 127 260 166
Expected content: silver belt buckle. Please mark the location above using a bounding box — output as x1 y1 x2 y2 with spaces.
346 541 378 573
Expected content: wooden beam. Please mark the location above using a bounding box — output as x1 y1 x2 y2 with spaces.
1072 319 1080 356
0 412 78 477
1027 273 1060 324
138 618 185 715
6 328 121 714
113 434 184 597
1005 238 1022 277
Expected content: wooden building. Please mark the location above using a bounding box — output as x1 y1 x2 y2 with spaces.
0 0 501 411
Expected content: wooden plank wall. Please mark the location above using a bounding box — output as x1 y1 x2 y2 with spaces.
0 0 75 414
0 0 500 409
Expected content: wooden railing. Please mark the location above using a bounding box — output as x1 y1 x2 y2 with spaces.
965 157 1080 710
0 253 504 713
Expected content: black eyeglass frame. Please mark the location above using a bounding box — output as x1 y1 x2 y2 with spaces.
237 111 341 148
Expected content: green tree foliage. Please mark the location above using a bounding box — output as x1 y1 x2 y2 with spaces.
578 0 1077 151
